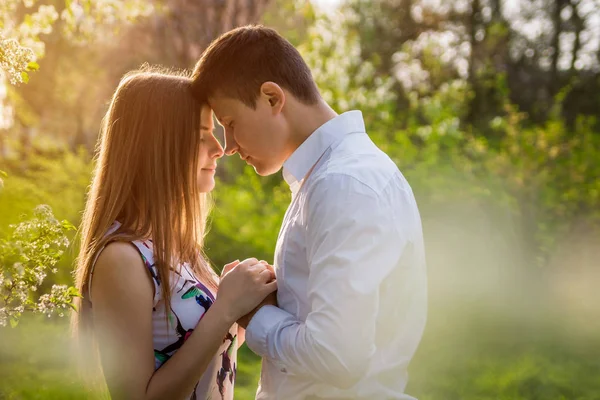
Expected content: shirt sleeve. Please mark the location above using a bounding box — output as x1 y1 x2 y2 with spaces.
245 173 408 389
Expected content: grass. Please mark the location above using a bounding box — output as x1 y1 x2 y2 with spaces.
2 303 599 400
406 304 600 400
0 317 91 399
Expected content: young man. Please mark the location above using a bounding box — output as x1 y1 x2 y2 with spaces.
191 25 427 400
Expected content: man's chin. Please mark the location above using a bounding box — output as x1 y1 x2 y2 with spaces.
252 162 281 177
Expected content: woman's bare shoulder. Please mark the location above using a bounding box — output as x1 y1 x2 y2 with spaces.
92 241 153 302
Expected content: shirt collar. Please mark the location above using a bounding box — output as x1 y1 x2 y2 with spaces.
283 110 365 189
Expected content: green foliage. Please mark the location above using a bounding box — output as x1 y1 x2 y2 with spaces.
206 168 290 269
0 1 598 398
0 145 92 326
298 12 397 128
0 147 93 234
0 203 79 328
479 105 600 262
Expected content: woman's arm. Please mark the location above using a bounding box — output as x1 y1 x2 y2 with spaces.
91 242 237 400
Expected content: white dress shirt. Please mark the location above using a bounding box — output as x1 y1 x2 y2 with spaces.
245 111 427 400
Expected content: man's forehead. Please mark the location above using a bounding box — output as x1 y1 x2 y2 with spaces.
209 95 241 115
213 111 232 126
205 106 227 128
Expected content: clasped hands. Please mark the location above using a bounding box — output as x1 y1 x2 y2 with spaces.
220 258 278 329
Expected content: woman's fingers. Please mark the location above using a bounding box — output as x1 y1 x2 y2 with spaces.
258 268 275 283
221 259 240 276
264 264 275 279
253 262 276 281
257 260 275 279
241 257 259 266
262 262 274 271
222 257 259 277
263 279 278 294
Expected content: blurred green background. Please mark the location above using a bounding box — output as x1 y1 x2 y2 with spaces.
1 0 600 399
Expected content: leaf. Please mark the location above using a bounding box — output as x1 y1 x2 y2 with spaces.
10 318 19 328
61 220 77 231
26 61 40 71
0 170 7 178
21 72 29 84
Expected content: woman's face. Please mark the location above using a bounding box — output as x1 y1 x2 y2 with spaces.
197 106 224 192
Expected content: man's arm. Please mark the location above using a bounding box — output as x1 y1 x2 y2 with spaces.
246 174 409 389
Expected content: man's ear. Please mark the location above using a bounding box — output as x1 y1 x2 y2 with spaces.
260 82 285 114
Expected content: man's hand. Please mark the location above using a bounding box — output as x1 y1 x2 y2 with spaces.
237 290 278 329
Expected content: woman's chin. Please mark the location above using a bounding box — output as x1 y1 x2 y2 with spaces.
197 177 216 193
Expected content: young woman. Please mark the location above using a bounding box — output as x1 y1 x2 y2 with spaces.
72 69 276 400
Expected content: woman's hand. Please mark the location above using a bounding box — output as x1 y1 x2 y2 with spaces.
214 258 277 324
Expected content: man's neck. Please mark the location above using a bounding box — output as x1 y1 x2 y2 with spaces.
287 98 338 153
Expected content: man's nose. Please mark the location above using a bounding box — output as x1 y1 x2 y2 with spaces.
224 131 238 156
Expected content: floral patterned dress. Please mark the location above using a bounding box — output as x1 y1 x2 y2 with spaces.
91 222 237 400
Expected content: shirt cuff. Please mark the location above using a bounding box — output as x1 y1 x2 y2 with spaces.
245 305 295 359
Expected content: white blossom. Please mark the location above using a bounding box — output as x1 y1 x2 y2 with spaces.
0 202 79 327
299 8 396 119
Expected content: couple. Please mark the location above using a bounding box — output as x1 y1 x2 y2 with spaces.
73 26 427 400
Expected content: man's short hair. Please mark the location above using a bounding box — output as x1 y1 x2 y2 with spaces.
191 25 320 108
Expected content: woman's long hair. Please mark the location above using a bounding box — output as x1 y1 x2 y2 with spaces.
72 67 217 377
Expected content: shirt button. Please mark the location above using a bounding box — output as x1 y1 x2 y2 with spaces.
280 367 287 373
